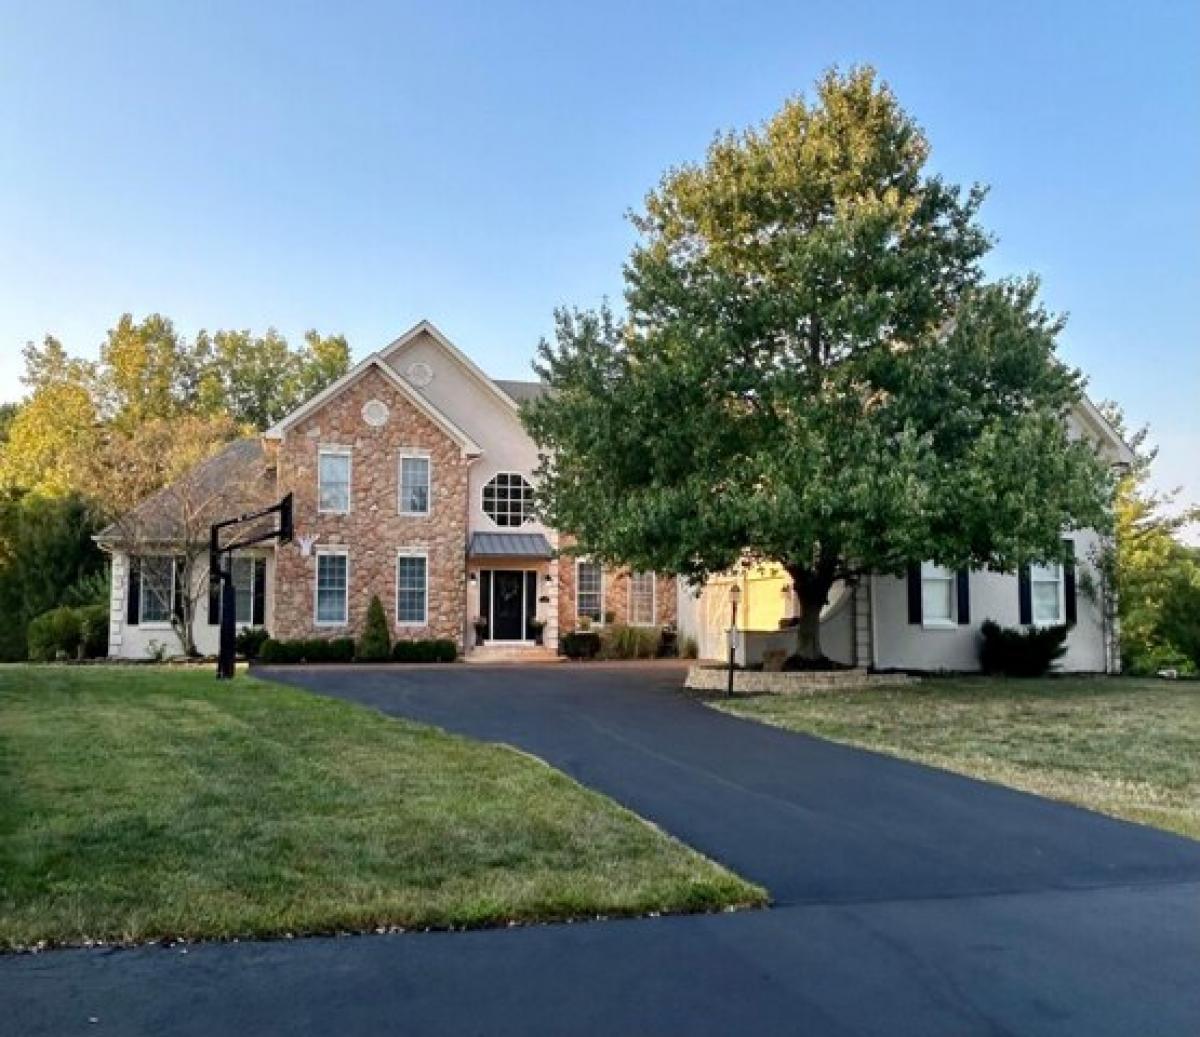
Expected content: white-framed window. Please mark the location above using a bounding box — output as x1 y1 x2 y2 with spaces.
395 550 428 626
482 471 534 527
398 453 431 516
1031 562 1065 625
140 556 175 624
576 560 603 623
315 549 349 625
231 556 256 625
630 571 656 626
920 562 955 627
318 448 351 514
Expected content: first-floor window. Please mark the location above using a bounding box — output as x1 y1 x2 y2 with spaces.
396 552 428 625
577 561 603 623
315 551 349 625
140 556 175 623
1031 562 1064 624
232 556 255 625
920 562 955 625
630 571 656 626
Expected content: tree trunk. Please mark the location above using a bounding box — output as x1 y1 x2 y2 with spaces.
786 564 835 662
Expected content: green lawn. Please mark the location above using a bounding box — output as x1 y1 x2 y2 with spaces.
0 666 762 950
711 677 1200 841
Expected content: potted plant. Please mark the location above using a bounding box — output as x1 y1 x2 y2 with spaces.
472 615 488 647
528 617 546 646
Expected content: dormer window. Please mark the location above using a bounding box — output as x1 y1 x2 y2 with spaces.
482 472 534 527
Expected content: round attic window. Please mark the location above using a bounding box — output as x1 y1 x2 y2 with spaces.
405 361 434 387
361 399 390 427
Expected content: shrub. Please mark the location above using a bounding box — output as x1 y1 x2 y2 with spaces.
682 635 699 660
599 624 659 660
561 631 601 660
78 603 109 658
258 637 356 664
357 595 392 662
27 606 83 662
392 638 457 663
979 620 1068 677
235 627 270 660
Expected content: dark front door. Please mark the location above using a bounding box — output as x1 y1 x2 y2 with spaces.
492 570 526 640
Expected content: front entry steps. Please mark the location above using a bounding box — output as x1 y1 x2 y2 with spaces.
465 644 562 665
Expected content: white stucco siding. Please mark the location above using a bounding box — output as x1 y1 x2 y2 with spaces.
108 549 273 660
383 331 553 539
871 529 1110 673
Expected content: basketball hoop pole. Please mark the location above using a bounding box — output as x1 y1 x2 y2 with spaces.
210 493 293 680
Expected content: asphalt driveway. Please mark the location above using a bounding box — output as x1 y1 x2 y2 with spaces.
4 663 1199 1035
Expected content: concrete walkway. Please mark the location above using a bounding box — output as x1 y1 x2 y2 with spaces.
4 663 1198 1035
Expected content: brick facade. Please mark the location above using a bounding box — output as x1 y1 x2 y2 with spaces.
272 367 470 647
556 553 678 634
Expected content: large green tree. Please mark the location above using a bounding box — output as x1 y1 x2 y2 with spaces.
524 68 1113 660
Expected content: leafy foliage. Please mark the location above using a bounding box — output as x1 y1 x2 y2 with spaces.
235 626 271 661
0 492 105 660
26 606 83 661
979 620 1068 677
561 631 602 660
391 639 458 663
258 637 357 664
598 624 660 660
525 67 1112 659
1098 405 1200 675
357 595 392 661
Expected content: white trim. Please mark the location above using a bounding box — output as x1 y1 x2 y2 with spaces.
395 548 429 627
138 555 176 626
1074 396 1135 466
264 353 483 457
575 559 604 625
919 561 957 629
629 571 657 627
317 447 352 515
397 450 433 517
314 547 350 627
481 470 535 528
1030 560 1067 626
380 319 523 414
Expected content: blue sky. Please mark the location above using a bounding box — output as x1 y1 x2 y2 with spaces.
2 1 1196 525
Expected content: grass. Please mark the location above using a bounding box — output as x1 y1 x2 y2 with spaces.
710 676 1200 841
0 666 763 950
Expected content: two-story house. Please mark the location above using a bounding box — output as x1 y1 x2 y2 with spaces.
98 319 1130 672
97 321 677 661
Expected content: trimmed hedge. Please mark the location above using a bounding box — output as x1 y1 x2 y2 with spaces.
257 636 457 664
235 627 270 660
392 639 457 663
979 620 1068 677
258 637 356 664
561 631 601 660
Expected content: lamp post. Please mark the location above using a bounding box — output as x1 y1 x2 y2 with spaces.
727 583 742 698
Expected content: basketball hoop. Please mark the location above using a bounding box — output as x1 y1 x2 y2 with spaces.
297 533 320 558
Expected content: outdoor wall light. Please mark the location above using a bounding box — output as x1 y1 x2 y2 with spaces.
469 573 478 585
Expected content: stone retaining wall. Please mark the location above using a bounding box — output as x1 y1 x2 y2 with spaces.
684 665 919 695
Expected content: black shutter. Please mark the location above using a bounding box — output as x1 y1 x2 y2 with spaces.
172 557 186 622
208 572 221 625
1063 540 1077 627
480 571 492 630
1018 565 1032 625
126 557 141 626
906 563 922 625
253 557 267 626
956 569 971 625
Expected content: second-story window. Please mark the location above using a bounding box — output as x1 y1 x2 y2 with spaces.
483 472 534 527
399 454 431 515
318 448 351 514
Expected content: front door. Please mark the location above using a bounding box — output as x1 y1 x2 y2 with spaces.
491 570 526 640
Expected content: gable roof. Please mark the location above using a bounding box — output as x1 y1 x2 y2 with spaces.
492 379 550 404
95 438 272 546
380 320 538 413
1074 395 1135 467
263 353 482 456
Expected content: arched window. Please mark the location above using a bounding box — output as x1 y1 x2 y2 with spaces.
482 472 534 527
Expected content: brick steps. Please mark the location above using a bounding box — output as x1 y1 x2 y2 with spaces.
464 645 562 665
